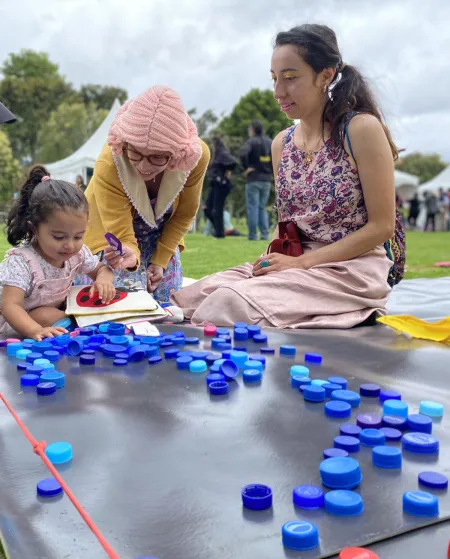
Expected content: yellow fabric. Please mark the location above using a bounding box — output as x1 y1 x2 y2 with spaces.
84 140 210 270
377 315 450 344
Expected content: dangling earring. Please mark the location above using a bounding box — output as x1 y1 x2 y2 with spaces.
323 85 327 93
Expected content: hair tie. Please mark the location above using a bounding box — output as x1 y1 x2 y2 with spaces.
41 176 51 182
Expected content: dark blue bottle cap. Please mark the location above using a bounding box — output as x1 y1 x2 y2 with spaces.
360 429 386 447
327 376 348 389
107 323 125 335
303 385 326 403
407 414 433 434
37 382 56 395
80 354 96 365
293 485 324 509
242 484 272 510
17 362 28 371
22 342 34 350
360 383 381 397
319 456 362 489
221 350 232 359
334 436 360 453
291 377 311 389
403 490 439 517
233 328 249 341
177 351 192 358
233 322 247 329
418 471 448 490
379 389 401 403
357 413 382 429
206 353 221 366
81 349 96 355
171 331 185 339
209 380 229 395
26 365 43 376
209 364 221 374
219 334 232 343
331 389 360 408
43 350 60 362
280 345 296 356
185 337 200 345
324 490 364 517
372 446 402 469
282 521 319 551
340 424 362 437
32 341 53 354
260 347 275 354
382 415 408 430
164 348 180 360
402 432 439 454
116 352 129 361
148 356 163 365
176 356 193 370
128 346 146 362
88 335 105 345
114 358 128 367
252 333 267 343
233 346 247 352
380 427 402 441
323 383 342 397
159 341 173 348
26 352 42 363
217 342 232 351
219 360 239 380
325 401 352 418
37 478 63 497
206 373 225 386
246 325 261 337
21 373 40 386
305 352 322 364
67 339 85 356
243 369 262 383
324 448 349 459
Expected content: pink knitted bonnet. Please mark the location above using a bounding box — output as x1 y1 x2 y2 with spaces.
108 86 202 172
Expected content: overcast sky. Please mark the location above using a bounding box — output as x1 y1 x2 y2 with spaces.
1 0 450 159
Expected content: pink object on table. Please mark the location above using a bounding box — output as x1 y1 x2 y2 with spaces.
204 324 217 337
6 338 21 344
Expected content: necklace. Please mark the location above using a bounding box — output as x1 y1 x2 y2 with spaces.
300 129 323 166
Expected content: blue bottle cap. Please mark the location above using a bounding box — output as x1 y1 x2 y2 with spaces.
114 358 128 367
213 358 226 367
42 350 60 363
21 373 40 386
357 414 382 429
324 448 349 459
244 360 263 372
148 355 163 365
206 353 221 366
41 362 55 372
233 328 249 341
177 351 192 358
291 377 311 389
217 342 232 351
26 364 43 376
80 327 98 336
382 415 408 430
101 344 124 357
324 490 364 517
372 446 402 469
359 383 381 397
290 365 309 378
402 432 439 454
171 331 185 339
280 345 296 356
17 362 29 371
242 484 272 510
293 485 324 509
109 335 130 347
128 346 146 362
190 351 208 360
233 322 247 329
26 351 42 363
32 341 53 354
260 347 275 354
219 360 239 380
209 364 221 374
248 354 266 366
37 382 56 395
319 456 362 489
379 389 401 403
220 349 231 359
331 390 360 408
281 521 319 551
323 382 342 397
253 333 267 344
81 349 96 355
311 379 328 387
209 380 229 395
403 490 439 517
190 360 207 373
246 324 261 337
407 414 433 434
219 335 232 343
419 400 444 418
383 399 408 418
243 369 263 383
418 471 448 490
22 343 34 350
34 358 50 367
164 348 179 360
303 385 326 403
141 346 159 358
16 349 31 360
67 339 85 356
46 442 73 464
177 356 193 370
327 376 348 389
159 341 173 348
107 323 125 335
340 424 362 437
80 354 96 365
229 350 248 367
37 478 64 497
334 436 360 453
380 427 402 441
325 401 352 419
216 327 230 336
185 337 200 345
173 336 185 345
6 342 23 356
206 373 225 386
116 352 129 361
305 352 322 364
234 346 249 353
359 429 385 447
40 371 65 388
98 323 111 333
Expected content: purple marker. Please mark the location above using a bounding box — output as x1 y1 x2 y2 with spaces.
104 232 123 256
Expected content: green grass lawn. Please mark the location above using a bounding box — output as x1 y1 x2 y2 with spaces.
0 230 448 280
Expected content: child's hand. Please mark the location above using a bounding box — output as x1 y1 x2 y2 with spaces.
31 326 67 342
90 279 116 304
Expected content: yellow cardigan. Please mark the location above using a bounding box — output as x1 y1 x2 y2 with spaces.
85 140 210 270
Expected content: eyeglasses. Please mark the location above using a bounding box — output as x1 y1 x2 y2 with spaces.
125 144 170 167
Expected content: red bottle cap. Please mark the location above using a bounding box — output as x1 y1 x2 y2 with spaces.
339 548 379 559
204 324 217 337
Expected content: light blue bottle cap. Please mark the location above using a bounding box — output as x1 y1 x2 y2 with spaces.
229 350 248 368
243 369 262 383
281 521 319 551
243 360 263 372
319 456 362 489
323 382 342 397
189 360 207 373
324 490 364 516
40 371 65 388
360 429 386 447
45 442 73 464
334 436 360 453
311 379 328 387
289 365 309 378
402 432 439 454
7 342 23 356
213 358 226 367
280 345 296 356
407 414 432 434
34 358 51 368
327 376 348 389
40 362 55 371
383 399 408 418
325 401 352 419
403 490 439 517
291 377 311 389
419 400 444 418
303 385 326 403
16 349 31 360
372 446 402 468
331 389 360 408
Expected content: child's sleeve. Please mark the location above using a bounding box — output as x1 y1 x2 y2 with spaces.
0 254 32 295
79 245 100 275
